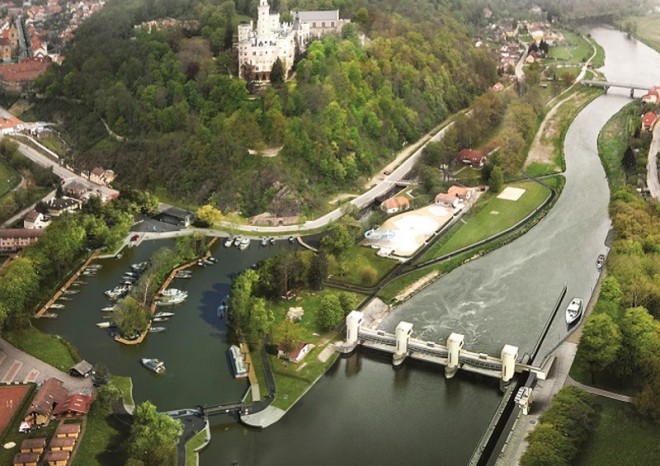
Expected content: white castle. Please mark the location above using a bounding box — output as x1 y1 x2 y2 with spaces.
237 0 350 82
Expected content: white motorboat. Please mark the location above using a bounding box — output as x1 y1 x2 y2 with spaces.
565 298 584 325
101 306 116 312
141 358 165 374
260 237 268 247
49 304 65 310
96 321 113 328
154 311 175 318
238 237 250 250
149 326 167 333
224 236 233 247
153 317 169 323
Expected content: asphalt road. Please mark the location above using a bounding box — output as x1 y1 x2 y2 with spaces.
647 121 660 200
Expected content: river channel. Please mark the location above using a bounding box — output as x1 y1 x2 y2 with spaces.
35 27 660 466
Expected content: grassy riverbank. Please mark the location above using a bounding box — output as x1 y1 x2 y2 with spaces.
185 427 208 466
575 398 660 466
625 13 660 53
4 326 79 371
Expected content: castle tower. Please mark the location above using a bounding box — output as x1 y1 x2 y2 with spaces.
257 0 271 38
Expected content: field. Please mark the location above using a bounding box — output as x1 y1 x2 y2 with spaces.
547 31 593 64
0 385 31 437
627 13 660 53
575 398 660 466
417 180 551 262
0 158 20 198
4 327 79 372
328 244 396 287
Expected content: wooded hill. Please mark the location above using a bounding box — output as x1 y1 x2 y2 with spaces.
33 0 497 216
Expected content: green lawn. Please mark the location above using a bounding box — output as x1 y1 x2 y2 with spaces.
328 244 396 287
0 158 20 197
597 103 635 189
72 405 129 466
185 427 208 466
37 135 68 157
547 31 593 64
4 326 79 372
417 181 551 263
627 13 660 53
575 398 660 466
112 375 135 409
453 166 484 186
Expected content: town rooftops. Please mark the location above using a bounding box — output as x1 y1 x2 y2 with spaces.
49 437 76 449
54 423 81 436
0 228 44 239
91 167 105 176
434 193 458 205
13 452 41 465
20 437 47 451
24 210 41 222
69 360 93 377
162 206 193 219
457 148 486 166
642 111 657 129
45 197 80 210
447 185 470 199
0 57 51 83
43 450 70 462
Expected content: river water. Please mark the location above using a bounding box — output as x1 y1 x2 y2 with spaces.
36 27 660 466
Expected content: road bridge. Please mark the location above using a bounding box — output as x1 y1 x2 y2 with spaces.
580 79 651 97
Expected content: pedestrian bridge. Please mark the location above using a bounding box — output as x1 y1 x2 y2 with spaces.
337 311 554 383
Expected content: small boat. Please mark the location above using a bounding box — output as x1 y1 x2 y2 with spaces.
154 311 175 318
131 262 148 272
238 237 250 250
175 270 192 279
96 321 113 328
596 254 605 270
153 317 169 323
260 237 268 247
124 271 138 277
565 298 584 325
233 236 243 247
217 301 227 317
88 264 102 270
63 289 80 295
207 257 218 264
101 306 116 312
288 235 295 243
196 259 206 267
203 258 214 266
269 237 275 245
41 312 58 319
224 236 233 247
49 304 65 310
149 326 167 333
58 297 71 301
228 345 248 378
141 358 165 374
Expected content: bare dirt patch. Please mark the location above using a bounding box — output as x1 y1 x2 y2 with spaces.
0 385 30 437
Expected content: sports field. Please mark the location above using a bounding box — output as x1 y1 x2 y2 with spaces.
0 385 30 437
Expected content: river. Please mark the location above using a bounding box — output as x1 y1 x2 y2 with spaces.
36 27 660 466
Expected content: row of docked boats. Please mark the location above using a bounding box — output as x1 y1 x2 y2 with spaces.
196 256 218 267
224 235 252 250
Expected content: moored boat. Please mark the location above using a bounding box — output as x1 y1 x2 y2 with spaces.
175 270 193 279
596 254 605 270
233 236 243 247
96 321 113 328
565 298 583 325
149 326 167 333
154 311 175 318
238 237 250 250
224 236 233 247
228 345 248 378
49 304 65 310
153 317 169 323
260 237 268 247
101 306 116 312
141 358 165 374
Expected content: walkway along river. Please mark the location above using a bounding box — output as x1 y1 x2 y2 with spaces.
33 27 660 466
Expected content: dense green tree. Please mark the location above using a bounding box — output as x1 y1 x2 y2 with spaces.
489 166 504 193
270 57 285 85
578 313 622 383
228 269 259 329
308 251 329 290
317 294 344 331
321 223 353 257
127 401 182 466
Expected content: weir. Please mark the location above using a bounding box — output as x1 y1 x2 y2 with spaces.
338 311 553 384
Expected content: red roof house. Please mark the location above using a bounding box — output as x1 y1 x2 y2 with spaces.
457 149 487 167
641 111 658 131
52 393 93 419
23 378 68 427
642 87 660 104
380 196 410 214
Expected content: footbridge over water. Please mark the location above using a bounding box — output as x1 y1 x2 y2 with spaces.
580 79 651 97
337 311 555 384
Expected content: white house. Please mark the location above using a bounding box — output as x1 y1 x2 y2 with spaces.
278 342 313 363
23 210 51 229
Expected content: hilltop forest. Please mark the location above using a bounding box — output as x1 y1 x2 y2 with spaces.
32 0 498 216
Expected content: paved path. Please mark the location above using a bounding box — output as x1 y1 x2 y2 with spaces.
565 376 633 403
0 338 93 394
0 189 56 228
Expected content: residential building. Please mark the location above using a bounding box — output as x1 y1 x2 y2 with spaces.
23 210 51 229
62 180 90 200
641 87 660 104
380 195 410 214
88 167 116 186
0 228 43 253
160 207 194 227
23 377 68 427
19 438 46 454
44 197 81 216
447 185 472 200
54 423 81 439
0 57 51 94
294 10 350 38
278 342 312 363
641 111 658 131
48 437 76 452
12 452 40 466
457 148 487 168
52 393 93 419
42 450 69 466
434 193 462 209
